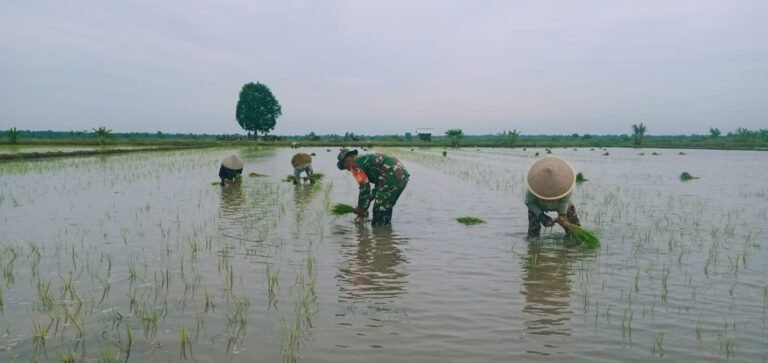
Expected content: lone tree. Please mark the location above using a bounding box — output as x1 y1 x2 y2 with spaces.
631 122 647 146
445 129 464 147
6 127 20 144
709 127 721 138
236 82 282 139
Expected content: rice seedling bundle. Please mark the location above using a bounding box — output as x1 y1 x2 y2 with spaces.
330 203 356 216
456 216 485 225
680 172 697 181
576 172 587 183
285 173 325 183
559 221 600 248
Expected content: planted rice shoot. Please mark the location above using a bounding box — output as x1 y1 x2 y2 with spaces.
248 172 267 177
680 172 698 181
559 221 600 248
456 216 486 225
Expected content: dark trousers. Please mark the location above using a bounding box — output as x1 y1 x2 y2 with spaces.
527 204 580 237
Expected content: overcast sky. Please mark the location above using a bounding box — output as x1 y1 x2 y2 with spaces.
1 1 766 135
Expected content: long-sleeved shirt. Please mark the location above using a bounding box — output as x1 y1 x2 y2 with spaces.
352 154 409 209
525 189 571 216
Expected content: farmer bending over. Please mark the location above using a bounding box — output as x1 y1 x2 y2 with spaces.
291 152 314 185
525 156 581 238
219 155 244 186
337 149 409 226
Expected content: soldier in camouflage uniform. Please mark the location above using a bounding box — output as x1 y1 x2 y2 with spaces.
337 149 410 226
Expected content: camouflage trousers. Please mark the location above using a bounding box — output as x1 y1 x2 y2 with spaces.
371 177 409 226
527 204 580 237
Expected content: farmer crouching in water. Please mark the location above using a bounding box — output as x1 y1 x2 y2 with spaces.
291 152 314 185
219 155 244 186
337 149 409 226
525 156 581 238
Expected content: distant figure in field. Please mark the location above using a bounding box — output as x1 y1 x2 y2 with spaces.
290 141 299 149
525 156 581 238
219 155 244 186
291 152 314 185
337 149 409 226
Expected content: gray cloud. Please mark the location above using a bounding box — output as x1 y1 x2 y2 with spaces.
1 0 766 135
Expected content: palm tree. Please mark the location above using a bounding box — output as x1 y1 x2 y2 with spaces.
631 123 646 146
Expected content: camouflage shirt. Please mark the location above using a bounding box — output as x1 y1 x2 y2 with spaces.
352 154 409 209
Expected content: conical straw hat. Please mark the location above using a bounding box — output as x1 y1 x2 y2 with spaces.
222 155 244 170
526 156 575 200
291 153 312 168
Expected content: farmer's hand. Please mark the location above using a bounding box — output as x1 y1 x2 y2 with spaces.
354 207 369 218
538 213 554 227
555 215 568 225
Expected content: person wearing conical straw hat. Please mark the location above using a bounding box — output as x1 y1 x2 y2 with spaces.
219 155 244 186
337 148 409 226
525 156 581 238
291 152 314 185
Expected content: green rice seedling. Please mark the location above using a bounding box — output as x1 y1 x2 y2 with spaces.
266 265 279 299
442 150 447 157
602 152 610 156
211 181 220 185
680 172 698 181
652 152 661 155
100 349 119 363
0 286 3 314
141 308 159 338
204 287 215 313
653 331 665 357
559 221 600 248
179 324 192 360
576 172 588 184
661 266 670 302
125 325 133 360
330 203 356 216
33 321 48 357
456 216 486 225
58 351 76 363
249 172 267 177
534 152 540 157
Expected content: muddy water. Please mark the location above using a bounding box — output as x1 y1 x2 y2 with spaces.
0 147 766 362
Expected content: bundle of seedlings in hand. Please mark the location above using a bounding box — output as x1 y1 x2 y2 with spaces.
559 221 600 248
330 203 356 216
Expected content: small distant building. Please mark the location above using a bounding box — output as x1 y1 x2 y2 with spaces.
416 128 433 142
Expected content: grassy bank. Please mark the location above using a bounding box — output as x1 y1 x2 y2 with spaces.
1 135 766 151
0 145 215 162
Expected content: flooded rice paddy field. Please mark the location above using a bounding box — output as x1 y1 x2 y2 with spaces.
0 146 767 362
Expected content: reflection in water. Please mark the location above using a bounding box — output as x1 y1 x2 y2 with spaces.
219 184 247 220
521 242 576 338
336 225 409 301
292 182 321 223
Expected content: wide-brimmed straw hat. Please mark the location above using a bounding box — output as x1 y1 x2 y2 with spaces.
336 148 358 170
526 156 575 200
222 155 244 170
